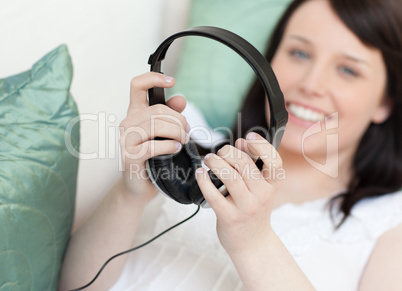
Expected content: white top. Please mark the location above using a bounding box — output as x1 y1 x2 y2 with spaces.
109 189 402 291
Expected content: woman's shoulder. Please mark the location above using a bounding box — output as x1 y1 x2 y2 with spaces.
358 218 402 290
347 189 402 238
326 189 402 242
271 190 402 256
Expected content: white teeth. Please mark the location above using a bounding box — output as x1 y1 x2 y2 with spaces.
288 104 325 121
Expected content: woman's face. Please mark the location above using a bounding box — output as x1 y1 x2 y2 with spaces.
270 0 390 165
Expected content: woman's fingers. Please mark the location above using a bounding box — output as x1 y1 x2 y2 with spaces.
245 132 283 184
120 118 189 148
146 104 189 132
195 167 234 211
201 153 251 204
120 104 190 148
119 72 191 201
235 138 258 163
123 139 183 165
124 73 190 145
128 72 175 111
166 95 187 113
199 133 283 206
216 144 263 192
122 104 189 135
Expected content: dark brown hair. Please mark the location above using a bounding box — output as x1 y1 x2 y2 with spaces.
233 0 402 226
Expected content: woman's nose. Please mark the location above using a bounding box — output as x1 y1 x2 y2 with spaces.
299 63 328 97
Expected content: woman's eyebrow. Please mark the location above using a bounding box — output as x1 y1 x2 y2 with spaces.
342 54 369 67
287 34 310 43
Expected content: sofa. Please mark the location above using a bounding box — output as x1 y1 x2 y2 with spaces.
0 0 289 289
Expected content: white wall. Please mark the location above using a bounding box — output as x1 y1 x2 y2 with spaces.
0 0 190 228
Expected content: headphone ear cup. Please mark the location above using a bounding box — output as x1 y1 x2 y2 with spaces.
148 142 203 204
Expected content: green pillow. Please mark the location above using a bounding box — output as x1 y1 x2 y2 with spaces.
0 45 80 290
171 0 291 129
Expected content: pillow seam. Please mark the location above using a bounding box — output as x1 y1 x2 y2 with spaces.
1 46 67 101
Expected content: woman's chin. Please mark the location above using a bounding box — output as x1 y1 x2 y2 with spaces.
280 125 331 160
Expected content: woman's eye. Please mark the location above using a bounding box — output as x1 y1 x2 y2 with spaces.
290 49 309 60
339 66 359 77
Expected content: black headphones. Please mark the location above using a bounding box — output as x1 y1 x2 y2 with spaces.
146 26 288 207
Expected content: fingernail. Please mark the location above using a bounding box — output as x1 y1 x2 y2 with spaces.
247 132 257 140
204 153 212 160
175 142 182 151
185 133 190 143
165 76 174 83
196 168 204 175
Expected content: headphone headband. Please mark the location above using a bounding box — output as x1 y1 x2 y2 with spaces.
148 26 287 149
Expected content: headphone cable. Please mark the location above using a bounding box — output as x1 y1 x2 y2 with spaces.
70 205 201 291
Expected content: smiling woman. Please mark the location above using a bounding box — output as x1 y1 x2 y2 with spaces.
237 0 402 220
273 0 390 178
59 0 402 290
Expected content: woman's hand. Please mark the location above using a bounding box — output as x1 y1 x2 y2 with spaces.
195 132 283 256
119 72 190 203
